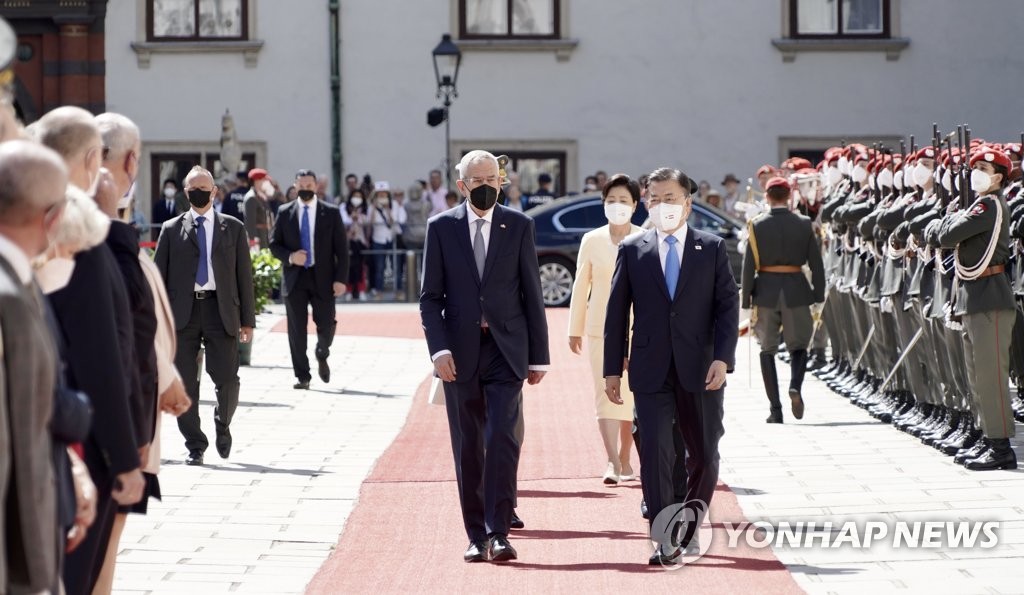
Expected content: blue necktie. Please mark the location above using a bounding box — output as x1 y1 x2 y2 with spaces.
195 216 209 286
300 205 312 268
664 235 679 297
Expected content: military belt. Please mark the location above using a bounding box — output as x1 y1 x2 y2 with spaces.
757 265 802 273
976 264 1006 279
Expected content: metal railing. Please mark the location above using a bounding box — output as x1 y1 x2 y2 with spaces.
359 247 423 303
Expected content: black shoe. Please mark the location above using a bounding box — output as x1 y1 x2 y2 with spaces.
489 535 517 561
294 379 310 390
215 426 232 459
317 356 330 383
510 512 525 530
789 388 805 420
766 408 783 423
648 544 682 566
954 439 989 465
964 439 1017 470
464 541 489 563
185 450 204 466
640 499 649 520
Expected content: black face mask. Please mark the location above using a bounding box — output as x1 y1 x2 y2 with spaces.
469 184 498 211
187 189 212 209
297 190 315 201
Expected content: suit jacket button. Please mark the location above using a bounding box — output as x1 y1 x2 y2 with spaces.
671 312 677 317
479 297 484 301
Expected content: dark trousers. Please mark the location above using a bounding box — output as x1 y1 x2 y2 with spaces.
633 408 688 504
284 269 337 382
348 241 365 297
62 467 116 595
175 296 240 453
442 331 524 542
370 241 392 291
634 361 724 539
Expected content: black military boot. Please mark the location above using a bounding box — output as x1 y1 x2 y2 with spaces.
807 348 828 372
953 435 990 465
964 438 1018 470
788 349 808 420
761 353 783 423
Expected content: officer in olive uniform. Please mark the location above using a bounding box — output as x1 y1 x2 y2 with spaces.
742 177 826 423
937 146 1017 470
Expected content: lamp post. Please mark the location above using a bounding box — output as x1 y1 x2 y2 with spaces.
432 34 461 190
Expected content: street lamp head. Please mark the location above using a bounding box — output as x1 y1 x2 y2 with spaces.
432 33 461 98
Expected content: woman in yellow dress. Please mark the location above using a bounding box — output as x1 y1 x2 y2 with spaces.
568 174 643 484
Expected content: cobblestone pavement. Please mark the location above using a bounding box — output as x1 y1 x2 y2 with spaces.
113 305 1024 594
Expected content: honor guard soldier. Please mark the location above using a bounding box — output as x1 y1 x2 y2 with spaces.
743 177 826 423
938 146 1017 470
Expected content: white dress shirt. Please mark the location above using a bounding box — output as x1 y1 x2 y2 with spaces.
425 186 449 217
190 209 217 290
296 198 317 266
656 223 688 276
431 205 547 372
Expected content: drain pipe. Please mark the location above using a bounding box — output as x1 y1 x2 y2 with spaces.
329 0 341 197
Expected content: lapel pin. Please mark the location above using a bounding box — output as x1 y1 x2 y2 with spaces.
695 245 703 251
500 224 507 229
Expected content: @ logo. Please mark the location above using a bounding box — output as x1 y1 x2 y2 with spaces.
650 499 712 568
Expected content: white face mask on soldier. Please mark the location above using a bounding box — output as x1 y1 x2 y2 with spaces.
827 166 842 186
913 163 933 187
852 165 868 184
971 169 994 194
893 171 904 190
603 202 632 226
942 170 953 193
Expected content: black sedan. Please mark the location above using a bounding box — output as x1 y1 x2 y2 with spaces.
525 194 744 307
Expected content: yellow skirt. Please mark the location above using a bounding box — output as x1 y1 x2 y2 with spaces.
587 334 635 421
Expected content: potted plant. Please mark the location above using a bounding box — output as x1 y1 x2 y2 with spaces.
240 248 282 365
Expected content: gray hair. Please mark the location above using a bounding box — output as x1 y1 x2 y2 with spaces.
52 184 110 253
95 112 141 158
0 140 68 224
456 150 498 180
184 165 214 187
29 106 101 161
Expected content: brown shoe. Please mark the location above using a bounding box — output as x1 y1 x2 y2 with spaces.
789 388 805 420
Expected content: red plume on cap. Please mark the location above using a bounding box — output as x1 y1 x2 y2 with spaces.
248 168 268 180
915 147 937 161
756 164 776 177
969 146 1012 172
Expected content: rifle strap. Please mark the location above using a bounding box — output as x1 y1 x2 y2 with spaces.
747 219 761 271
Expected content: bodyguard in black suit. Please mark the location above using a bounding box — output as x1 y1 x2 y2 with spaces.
270 169 349 389
154 165 256 466
152 178 183 241
605 168 739 565
420 150 549 563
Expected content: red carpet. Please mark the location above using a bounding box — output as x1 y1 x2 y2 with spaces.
306 310 801 593
270 310 424 340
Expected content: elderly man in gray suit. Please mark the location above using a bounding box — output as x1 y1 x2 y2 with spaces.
155 165 256 466
0 140 67 593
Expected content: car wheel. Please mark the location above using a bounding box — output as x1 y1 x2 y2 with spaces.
538 257 574 307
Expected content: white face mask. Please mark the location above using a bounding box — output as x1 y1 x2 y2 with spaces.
163 187 176 198
35 257 76 295
648 203 685 233
350 197 363 207
893 170 904 190
838 156 850 176
852 165 868 184
260 181 275 196
971 169 994 194
941 170 952 192
827 166 842 186
868 174 877 190
913 164 933 187
878 169 893 188
604 202 633 226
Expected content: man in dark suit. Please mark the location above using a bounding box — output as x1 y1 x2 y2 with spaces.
742 177 825 424
420 150 549 564
605 167 739 565
218 172 247 221
270 169 349 389
152 178 183 241
154 165 256 466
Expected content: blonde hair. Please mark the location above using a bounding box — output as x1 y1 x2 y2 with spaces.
53 184 110 253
